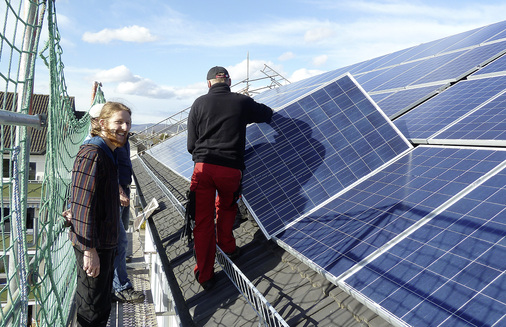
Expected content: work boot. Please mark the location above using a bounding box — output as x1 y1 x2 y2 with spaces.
225 247 241 260
194 269 216 291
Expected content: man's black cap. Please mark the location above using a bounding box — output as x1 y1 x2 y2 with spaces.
207 66 230 80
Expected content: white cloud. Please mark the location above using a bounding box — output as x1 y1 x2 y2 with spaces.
93 65 137 83
82 25 158 44
304 26 336 43
279 52 295 61
312 54 328 66
289 68 325 82
116 80 176 99
91 65 202 100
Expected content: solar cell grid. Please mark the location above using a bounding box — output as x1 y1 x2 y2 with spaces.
276 145 506 272
243 74 412 237
343 156 506 327
369 91 393 104
485 28 506 43
471 52 506 77
253 68 355 109
371 52 462 92
402 29 476 62
373 84 445 118
394 75 506 141
414 41 506 85
430 91 506 145
356 61 419 92
440 20 506 53
347 53 396 75
362 48 415 72
146 131 194 180
382 40 444 68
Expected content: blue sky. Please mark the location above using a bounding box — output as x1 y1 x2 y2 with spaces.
33 0 506 124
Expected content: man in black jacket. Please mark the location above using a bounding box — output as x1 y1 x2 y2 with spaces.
187 66 273 290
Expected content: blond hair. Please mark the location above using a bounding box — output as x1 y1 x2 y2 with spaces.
90 102 132 136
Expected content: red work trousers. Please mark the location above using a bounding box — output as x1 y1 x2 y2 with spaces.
190 162 242 283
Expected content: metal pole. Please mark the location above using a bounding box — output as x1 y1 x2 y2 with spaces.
8 1 39 326
0 111 46 129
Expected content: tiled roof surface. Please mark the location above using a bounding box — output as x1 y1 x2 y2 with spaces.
0 92 77 154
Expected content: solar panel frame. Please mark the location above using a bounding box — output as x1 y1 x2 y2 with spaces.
439 20 506 53
373 83 448 119
242 73 413 239
393 75 506 142
428 90 506 146
471 52 506 77
146 130 194 180
370 51 464 92
271 145 506 327
412 40 506 86
402 29 478 62
338 150 506 327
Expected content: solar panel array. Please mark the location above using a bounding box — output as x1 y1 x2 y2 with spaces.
242 74 411 236
343 161 506 327
143 19 506 327
431 91 506 145
394 75 506 143
276 145 506 326
146 131 193 180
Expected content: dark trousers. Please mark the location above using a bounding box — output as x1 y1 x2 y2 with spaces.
74 247 115 327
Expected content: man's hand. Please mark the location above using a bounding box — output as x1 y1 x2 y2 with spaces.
83 248 100 278
120 192 129 207
62 209 72 227
119 185 129 207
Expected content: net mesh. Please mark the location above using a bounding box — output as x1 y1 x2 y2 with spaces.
0 0 102 325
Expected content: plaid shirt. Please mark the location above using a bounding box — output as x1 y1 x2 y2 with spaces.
68 143 119 251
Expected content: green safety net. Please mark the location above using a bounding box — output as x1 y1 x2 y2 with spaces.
0 0 103 325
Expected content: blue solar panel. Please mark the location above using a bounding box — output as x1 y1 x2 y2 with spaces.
275 145 506 327
374 84 445 118
354 68 395 89
364 47 428 73
413 41 506 85
356 61 420 92
472 53 506 77
402 29 477 62
486 28 506 43
430 91 506 145
369 91 394 104
146 131 194 180
371 52 462 91
277 145 506 273
442 20 506 53
253 68 349 109
253 80 322 108
342 151 506 327
381 39 451 68
243 74 412 237
394 75 506 141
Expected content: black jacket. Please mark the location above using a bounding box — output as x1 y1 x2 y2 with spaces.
187 83 273 170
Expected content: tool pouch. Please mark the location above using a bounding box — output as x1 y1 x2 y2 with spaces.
182 189 196 244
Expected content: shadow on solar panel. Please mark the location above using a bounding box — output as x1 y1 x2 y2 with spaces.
242 73 412 238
